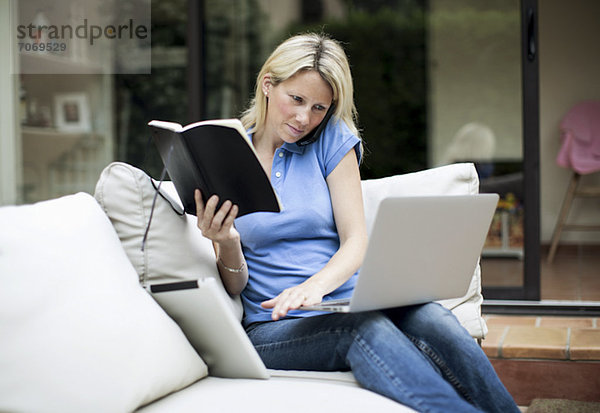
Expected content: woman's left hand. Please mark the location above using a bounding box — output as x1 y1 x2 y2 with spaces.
261 282 324 321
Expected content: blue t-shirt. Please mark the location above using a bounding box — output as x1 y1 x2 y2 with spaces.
235 119 361 326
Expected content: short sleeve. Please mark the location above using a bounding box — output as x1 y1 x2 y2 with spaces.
318 119 361 177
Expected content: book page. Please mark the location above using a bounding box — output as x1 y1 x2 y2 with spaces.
147 120 184 132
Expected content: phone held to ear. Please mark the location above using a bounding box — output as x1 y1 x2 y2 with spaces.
296 104 336 147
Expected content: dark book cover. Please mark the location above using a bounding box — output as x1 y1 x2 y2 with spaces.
148 119 281 217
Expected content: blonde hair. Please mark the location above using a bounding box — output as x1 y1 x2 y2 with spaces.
241 33 360 140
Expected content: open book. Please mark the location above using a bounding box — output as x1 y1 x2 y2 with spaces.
148 119 281 217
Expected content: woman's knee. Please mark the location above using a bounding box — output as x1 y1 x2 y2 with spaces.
327 311 402 356
346 311 395 336
387 302 467 338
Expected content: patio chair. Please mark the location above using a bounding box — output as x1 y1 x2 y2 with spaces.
547 100 600 263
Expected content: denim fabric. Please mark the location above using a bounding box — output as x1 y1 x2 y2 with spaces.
245 302 519 413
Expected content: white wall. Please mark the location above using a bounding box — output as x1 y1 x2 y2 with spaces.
539 0 600 243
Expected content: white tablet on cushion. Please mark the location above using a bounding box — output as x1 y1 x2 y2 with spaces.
149 278 269 380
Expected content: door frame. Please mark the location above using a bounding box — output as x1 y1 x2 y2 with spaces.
479 0 600 315
482 0 540 303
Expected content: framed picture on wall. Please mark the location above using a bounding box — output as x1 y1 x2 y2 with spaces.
54 93 91 133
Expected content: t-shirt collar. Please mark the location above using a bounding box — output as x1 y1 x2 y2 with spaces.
281 142 304 154
247 130 305 155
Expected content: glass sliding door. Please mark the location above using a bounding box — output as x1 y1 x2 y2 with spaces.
427 0 539 300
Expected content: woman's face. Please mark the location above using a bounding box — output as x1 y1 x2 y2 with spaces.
263 70 333 145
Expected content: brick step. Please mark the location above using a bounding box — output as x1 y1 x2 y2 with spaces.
490 358 600 406
483 315 600 360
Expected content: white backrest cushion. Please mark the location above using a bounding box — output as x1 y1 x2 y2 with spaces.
361 163 488 338
0 193 208 413
94 162 243 320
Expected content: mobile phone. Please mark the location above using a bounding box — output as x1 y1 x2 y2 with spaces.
296 104 336 147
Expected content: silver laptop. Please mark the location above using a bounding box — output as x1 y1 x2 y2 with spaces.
148 277 269 379
302 194 499 313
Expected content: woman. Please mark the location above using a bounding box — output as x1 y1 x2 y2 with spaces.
194 33 519 413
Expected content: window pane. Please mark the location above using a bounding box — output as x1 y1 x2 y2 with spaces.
114 0 188 178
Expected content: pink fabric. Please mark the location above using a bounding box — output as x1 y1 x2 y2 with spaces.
556 100 600 175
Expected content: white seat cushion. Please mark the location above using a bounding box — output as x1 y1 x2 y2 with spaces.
136 375 416 413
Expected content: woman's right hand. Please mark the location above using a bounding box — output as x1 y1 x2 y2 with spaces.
194 189 240 246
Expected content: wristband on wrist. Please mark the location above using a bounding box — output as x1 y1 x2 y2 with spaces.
218 257 246 273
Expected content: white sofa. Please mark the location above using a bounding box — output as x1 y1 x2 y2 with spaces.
0 162 487 413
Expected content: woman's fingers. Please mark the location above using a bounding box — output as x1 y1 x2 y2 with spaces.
261 297 276 309
194 189 205 217
223 204 239 227
261 293 288 320
210 200 233 229
262 287 311 320
196 193 218 232
195 190 239 242
203 194 219 228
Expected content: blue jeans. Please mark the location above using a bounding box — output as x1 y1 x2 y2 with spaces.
245 302 519 413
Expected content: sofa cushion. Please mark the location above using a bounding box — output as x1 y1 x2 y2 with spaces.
94 162 243 320
0 193 208 413
361 163 488 338
136 376 416 413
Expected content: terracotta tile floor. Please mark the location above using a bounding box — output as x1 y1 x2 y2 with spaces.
481 245 600 301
